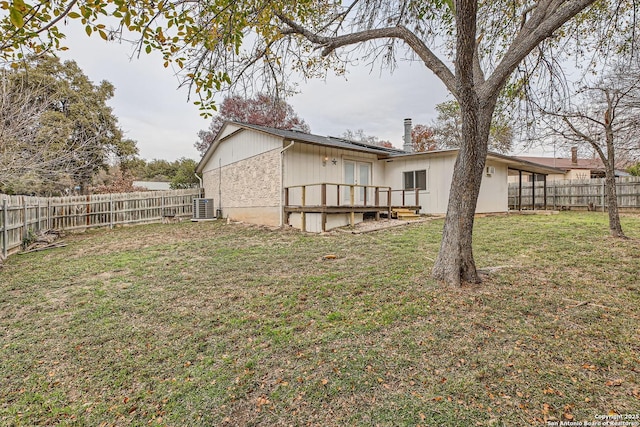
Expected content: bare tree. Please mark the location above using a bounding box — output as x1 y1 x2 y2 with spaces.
537 63 640 238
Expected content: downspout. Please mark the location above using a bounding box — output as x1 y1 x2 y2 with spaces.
194 172 203 197
280 141 295 226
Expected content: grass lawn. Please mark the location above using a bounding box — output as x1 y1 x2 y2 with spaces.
1 212 639 426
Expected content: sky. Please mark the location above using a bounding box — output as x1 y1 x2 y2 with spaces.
57 22 549 162
56 22 459 162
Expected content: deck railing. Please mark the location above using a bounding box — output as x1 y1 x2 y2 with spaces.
284 183 421 231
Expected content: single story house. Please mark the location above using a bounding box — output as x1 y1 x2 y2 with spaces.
195 120 561 232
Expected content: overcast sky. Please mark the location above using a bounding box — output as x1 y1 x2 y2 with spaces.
58 23 548 162
55 22 458 162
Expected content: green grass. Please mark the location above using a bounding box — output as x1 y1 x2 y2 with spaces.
1 212 639 426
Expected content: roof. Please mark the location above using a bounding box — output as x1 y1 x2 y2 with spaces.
195 121 565 175
388 149 565 175
237 122 406 156
515 156 605 171
132 181 171 191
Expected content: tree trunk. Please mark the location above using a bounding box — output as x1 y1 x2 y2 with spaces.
431 104 493 286
431 0 496 287
604 171 624 237
604 129 625 238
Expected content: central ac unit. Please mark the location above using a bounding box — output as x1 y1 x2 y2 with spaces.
193 198 215 220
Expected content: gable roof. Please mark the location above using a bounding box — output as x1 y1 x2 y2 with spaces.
196 120 565 176
237 122 406 156
196 121 407 173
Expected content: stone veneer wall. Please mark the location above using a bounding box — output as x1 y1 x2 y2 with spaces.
202 148 281 226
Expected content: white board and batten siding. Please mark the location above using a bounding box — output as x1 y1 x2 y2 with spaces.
201 126 283 173
283 143 384 186
384 153 456 214
283 143 385 206
476 161 509 213
384 153 510 214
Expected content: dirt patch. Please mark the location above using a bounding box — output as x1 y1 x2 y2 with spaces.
332 216 443 234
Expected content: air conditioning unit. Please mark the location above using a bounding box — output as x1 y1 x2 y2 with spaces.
193 198 215 220
485 166 496 177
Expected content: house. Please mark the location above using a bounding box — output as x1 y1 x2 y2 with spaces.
516 147 631 181
195 120 561 232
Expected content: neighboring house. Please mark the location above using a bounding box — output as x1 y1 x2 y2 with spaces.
515 147 631 181
195 120 561 232
133 181 172 191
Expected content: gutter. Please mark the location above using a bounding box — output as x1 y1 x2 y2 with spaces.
279 141 295 226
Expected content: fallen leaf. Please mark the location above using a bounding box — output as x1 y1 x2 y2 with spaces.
564 413 574 420
605 379 623 387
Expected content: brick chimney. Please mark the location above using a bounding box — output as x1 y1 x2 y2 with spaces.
571 146 578 165
403 118 413 152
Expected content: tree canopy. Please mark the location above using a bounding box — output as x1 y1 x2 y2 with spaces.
195 93 309 155
0 55 137 195
431 101 513 153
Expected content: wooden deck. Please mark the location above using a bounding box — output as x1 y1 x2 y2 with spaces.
284 183 421 232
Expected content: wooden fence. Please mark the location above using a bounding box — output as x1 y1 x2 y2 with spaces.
509 176 640 211
1 188 203 258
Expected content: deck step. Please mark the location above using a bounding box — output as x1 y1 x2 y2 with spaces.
392 208 421 220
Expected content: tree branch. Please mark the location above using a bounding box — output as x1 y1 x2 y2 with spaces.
481 0 597 101
277 15 457 96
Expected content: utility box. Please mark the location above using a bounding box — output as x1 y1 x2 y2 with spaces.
193 198 215 220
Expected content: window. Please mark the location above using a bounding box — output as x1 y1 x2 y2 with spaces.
404 170 427 190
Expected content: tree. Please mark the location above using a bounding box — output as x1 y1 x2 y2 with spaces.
0 56 137 195
195 93 310 155
170 158 199 189
536 63 640 238
629 164 640 176
341 129 393 148
411 124 438 152
3 0 635 285
431 101 513 153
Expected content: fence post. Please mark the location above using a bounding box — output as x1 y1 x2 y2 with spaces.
23 196 28 239
2 198 7 259
601 180 605 212
36 199 41 232
109 194 114 229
